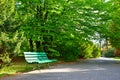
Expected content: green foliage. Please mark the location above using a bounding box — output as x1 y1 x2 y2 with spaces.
0 32 24 66
18 0 65 52
92 45 101 58
56 39 101 61
79 41 101 59
59 46 80 62
84 43 94 59
109 0 120 49
20 39 30 53
0 0 117 63
18 0 111 61
0 0 26 66
56 38 80 61
104 48 115 57
0 52 12 67
47 48 60 58
0 0 15 25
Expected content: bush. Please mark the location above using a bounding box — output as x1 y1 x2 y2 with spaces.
92 45 101 58
0 32 24 67
79 42 101 59
83 44 94 59
104 48 115 57
47 48 60 58
0 44 12 68
56 40 80 61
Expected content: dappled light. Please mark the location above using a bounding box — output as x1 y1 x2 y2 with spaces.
25 67 106 74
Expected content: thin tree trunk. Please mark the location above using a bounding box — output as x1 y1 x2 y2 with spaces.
105 38 108 51
36 41 40 52
114 48 120 57
29 38 33 51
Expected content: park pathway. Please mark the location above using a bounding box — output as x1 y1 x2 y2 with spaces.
1 57 120 80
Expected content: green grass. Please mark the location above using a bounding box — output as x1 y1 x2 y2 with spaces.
0 61 57 78
114 57 120 61
0 62 35 77
0 62 49 77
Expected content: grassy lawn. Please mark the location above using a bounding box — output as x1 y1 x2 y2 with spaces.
0 62 35 77
0 56 78 78
0 62 56 78
0 57 56 78
114 57 120 61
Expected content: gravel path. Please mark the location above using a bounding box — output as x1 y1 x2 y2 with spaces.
1 57 120 80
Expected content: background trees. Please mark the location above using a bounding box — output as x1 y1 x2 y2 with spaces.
109 0 120 56
0 0 119 65
18 0 109 61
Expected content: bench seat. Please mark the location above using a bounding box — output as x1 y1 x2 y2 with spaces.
24 52 57 64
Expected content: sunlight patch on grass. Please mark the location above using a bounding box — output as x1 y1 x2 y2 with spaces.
114 57 120 61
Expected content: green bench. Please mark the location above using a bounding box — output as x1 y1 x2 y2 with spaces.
24 52 57 69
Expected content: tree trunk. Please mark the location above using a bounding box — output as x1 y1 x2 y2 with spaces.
114 48 120 56
29 38 33 51
36 41 41 52
105 38 109 51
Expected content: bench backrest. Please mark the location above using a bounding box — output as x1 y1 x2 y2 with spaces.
24 52 48 63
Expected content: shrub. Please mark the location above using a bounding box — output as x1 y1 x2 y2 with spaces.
56 40 80 61
47 48 60 58
0 43 12 68
79 42 101 59
0 32 24 67
84 44 94 59
61 46 80 61
92 45 101 58
104 48 115 57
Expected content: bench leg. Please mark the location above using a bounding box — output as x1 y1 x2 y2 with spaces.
37 63 41 70
33 63 41 70
25 63 29 70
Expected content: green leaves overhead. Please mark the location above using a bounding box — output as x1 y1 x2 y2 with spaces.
109 0 120 48
1 0 120 60
0 0 15 25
